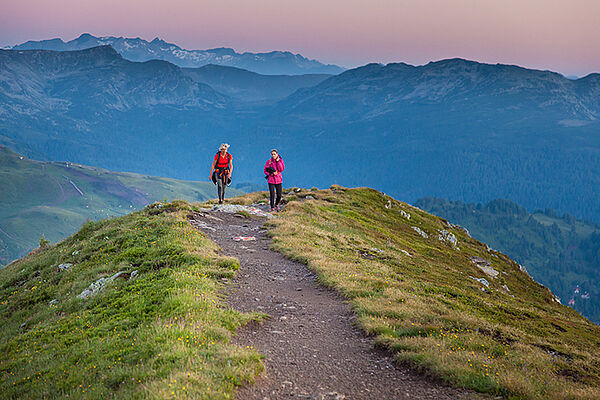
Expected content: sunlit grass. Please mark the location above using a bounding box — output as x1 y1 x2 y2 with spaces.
0 200 262 399
264 186 600 399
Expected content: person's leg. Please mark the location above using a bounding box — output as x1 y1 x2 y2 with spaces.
217 177 224 203
268 183 276 210
275 183 282 208
221 176 226 201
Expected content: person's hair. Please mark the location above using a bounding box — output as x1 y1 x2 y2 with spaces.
219 143 230 151
271 149 278 155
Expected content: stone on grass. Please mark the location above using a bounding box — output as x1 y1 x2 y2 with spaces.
470 256 499 278
438 230 459 248
77 270 136 300
58 263 72 271
411 226 429 238
470 276 490 287
399 210 411 219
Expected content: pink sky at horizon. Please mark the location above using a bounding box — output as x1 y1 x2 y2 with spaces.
1 0 599 76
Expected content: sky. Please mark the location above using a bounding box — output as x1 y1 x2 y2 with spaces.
1 0 599 76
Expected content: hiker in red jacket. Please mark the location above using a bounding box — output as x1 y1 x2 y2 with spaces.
264 149 285 212
209 143 233 204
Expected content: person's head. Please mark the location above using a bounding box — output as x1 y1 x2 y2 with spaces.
271 149 279 159
219 143 230 153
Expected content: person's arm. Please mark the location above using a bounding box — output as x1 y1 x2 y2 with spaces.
264 160 270 175
228 157 233 177
277 158 285 172
209 157 216 180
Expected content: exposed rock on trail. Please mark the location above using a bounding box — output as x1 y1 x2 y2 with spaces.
190 209 478 399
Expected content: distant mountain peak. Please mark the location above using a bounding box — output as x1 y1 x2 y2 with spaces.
12 34 345 75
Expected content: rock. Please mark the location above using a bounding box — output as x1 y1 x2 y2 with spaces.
411 226 429 238
78 270 132 299
470 276 489 287
305 195 315 200
470 256 499 278
400 250 412 257
502 284 510 292
130 270 138 280
553 296 561 304
385 200 392 209
447 222 470 237
399 210 411 219
359 250 376 260
72 250 79 255
58 263 72 271
519 264 528 273
438 230 459 248
212 204 273 218
20 323 26 329
49 299 58 305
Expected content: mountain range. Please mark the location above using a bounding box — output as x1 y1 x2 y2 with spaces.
1 45 600 224
10 33 345 75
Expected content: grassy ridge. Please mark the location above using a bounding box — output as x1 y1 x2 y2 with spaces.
257 187 600 399
415 197 600 324
0 200 262 399
0 145 242 265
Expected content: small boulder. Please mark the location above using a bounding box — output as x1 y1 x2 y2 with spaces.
470 256 499 278
58 263 72 272
411 226 429 238
77 270 132 300
438 230 459 248
470 276 490 287
399 210 411 219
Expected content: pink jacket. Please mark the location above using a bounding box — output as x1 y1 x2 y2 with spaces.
264 157 285 184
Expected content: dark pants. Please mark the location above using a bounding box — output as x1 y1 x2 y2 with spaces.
269 183 282 209
217 177 226 202
214 170 227 203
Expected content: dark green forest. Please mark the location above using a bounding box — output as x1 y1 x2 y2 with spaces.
415 197 600 324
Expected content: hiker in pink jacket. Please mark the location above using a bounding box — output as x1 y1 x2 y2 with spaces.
264 149 285 211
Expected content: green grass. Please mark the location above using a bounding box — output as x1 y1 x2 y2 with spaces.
0 200 262 399
0 145 243 265
256 186 600 399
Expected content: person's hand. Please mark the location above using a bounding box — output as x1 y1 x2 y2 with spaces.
273 171 278 175
209 173 213 180
228 173 232 178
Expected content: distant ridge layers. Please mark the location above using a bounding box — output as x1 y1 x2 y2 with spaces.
11 33 345 75
1 45 600 224
0 145 243 266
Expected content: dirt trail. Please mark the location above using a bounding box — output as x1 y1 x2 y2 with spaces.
190 210 478 400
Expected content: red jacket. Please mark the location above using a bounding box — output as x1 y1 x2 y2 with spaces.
264 157 285 184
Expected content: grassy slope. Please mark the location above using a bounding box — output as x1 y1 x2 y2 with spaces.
0 145 242 265
414 197 600 324
0 200 262 399
240 187 600 399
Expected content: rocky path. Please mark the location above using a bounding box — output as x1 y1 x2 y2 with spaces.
189 208 478 400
